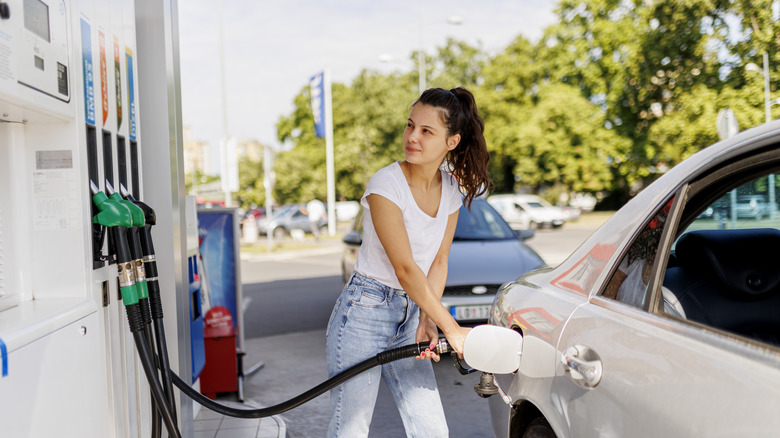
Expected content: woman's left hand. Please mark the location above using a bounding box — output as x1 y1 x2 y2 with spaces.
415 313 441 362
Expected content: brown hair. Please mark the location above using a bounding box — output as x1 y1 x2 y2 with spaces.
415 87 492 208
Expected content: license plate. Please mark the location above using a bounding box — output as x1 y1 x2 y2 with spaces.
451 305 491 321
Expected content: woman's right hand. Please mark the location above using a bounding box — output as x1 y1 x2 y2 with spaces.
442 325 472 357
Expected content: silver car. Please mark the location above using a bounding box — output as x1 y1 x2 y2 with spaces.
341 197 545 324
486 121 780 437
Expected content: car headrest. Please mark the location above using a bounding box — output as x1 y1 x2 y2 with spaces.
675 228 780 300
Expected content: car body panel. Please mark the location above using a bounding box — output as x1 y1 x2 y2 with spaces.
552 299 780 437
487 121 780 437
447 240 544 286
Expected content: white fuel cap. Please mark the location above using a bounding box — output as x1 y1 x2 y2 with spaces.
463 325 523 374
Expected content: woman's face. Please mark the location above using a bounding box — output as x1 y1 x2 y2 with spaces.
403 103 459 167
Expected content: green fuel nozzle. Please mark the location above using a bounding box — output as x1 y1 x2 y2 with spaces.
91 181 139 307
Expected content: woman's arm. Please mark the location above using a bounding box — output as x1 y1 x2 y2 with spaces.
366 194 470 355
416 210 459 360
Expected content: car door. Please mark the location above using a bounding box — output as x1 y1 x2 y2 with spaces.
553 160 780 437
554 295 780 437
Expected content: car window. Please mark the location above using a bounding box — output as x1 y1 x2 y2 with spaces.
683 181 773 235
602 199 673 310
454 199 517 240
661 173 780 345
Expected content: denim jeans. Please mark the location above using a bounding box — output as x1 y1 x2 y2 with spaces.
326 272 448 438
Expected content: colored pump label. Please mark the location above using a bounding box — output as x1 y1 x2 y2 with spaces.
126 48 136 141
80 18 95 126
0 337 7 377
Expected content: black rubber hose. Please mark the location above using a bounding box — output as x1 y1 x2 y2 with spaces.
168 342 430 418
144 325 162 438
128 307 181 438
153 317 178 423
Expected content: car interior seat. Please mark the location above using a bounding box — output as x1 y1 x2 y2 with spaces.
663 228 780 344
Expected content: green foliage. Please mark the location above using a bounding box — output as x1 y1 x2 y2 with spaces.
254 0 779 209
234 157 265 208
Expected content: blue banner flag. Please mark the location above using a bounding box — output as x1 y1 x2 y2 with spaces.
310 72 326 138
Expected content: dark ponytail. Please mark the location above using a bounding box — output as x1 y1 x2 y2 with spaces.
415 87 492 208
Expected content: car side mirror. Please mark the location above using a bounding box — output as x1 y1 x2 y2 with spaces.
342 231 362 245
515 229 535 241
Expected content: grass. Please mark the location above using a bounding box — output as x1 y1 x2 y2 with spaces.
240 231 345 254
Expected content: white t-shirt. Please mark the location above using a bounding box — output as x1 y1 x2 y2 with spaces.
306 199 325 223
354 161 462 290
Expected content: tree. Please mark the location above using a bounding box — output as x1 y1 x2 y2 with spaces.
512 83 630 196
268 0 776 209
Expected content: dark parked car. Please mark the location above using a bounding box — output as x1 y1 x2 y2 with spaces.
485 121 780 438
341 197 545 324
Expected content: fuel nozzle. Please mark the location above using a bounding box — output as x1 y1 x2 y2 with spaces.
433 338 453 355
91 184 138 308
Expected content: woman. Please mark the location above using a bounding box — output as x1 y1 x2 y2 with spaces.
326 87 492 437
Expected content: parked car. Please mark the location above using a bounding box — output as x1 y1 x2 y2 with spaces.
487 194 566 229
485 121 780 438
569 192 598 212
341 197 545 324
735 194 770 219
259 204 327 238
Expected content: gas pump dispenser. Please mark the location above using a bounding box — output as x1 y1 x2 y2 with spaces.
0 0 190 436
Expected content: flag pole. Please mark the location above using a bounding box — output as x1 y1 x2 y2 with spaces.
324 67 336 236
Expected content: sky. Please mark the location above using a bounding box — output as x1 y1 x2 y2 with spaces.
177 1 558 174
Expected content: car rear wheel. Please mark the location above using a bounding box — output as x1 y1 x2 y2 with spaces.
522 417 555 438
272 227 287 239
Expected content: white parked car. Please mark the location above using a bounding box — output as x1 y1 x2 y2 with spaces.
487 194 566 229
484 121 780 437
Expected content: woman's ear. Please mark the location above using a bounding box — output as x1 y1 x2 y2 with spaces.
447 134 461 151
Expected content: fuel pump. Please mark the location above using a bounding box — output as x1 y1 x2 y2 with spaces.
92 182 181 438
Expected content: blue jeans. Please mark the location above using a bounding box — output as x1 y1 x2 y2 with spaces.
326 273 448 438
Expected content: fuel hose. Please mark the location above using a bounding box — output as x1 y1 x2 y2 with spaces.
168 340 451 419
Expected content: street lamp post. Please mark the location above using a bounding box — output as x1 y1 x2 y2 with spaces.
416 15 463 94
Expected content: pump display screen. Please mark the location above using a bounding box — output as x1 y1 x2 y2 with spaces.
24 0 51 42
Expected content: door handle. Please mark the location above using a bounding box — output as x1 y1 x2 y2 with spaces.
561 345 602 389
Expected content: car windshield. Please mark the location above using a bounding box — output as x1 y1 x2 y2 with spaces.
453 199 517 241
